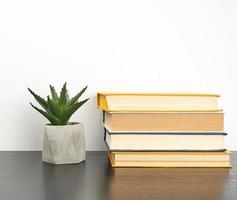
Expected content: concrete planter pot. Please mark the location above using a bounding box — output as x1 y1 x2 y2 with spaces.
42 122 86 164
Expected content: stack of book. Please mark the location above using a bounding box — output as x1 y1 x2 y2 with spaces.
97 92 231 167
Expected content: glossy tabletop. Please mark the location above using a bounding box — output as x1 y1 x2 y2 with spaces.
0 151 236 200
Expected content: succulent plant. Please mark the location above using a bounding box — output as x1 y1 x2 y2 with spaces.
28 83 89 125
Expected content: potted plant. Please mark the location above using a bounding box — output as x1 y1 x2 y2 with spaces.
28 83 89 164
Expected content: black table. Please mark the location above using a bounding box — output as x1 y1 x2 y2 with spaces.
0 151 236 200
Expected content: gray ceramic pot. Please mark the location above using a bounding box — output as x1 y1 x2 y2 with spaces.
42 123 86 164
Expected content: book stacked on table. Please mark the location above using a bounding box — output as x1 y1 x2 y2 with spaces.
97 92 231 167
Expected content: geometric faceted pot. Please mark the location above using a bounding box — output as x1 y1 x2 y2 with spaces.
42 122 86 164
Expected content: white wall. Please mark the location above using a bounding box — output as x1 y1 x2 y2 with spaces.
0 0 237 150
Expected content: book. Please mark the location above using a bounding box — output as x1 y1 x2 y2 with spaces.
104 112 224 131
108 152 231 168
97 92 221 112
110 151 230 162
104 129 226 151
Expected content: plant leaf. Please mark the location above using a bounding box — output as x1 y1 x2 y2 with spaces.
49 85 59 101
47 96 63 119
59 83 68 105
69 86 88 105
30 103 62 125
28 88 48 111
62 98 89 124
65 89 69 103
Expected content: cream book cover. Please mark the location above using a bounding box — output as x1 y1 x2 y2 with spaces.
97 92 222 112
105 130 226 151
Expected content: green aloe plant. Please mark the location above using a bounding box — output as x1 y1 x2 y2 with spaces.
28 83 89 125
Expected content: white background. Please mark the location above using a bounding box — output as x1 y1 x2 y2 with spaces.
0 0 236 150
